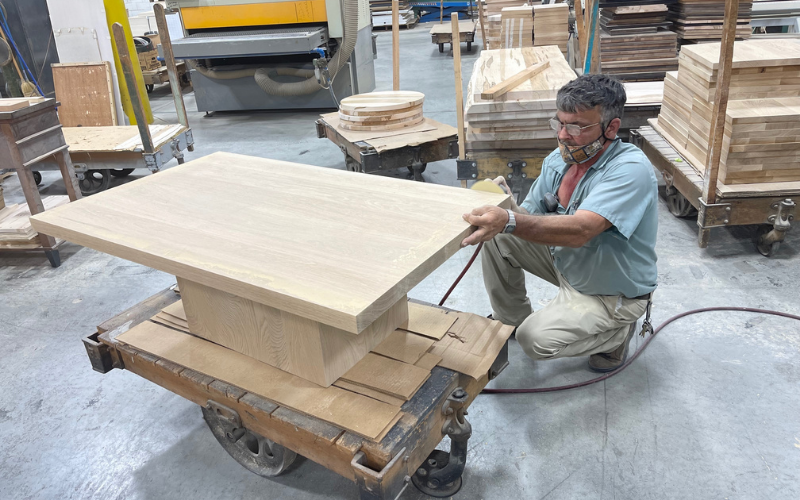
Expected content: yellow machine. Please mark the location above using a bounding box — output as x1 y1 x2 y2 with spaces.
166 0 375 111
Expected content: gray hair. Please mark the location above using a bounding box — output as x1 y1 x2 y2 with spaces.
556 74 626 127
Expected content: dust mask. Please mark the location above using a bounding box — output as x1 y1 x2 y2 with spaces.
558 133 606 165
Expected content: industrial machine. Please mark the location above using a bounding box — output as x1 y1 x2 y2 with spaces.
166 0 375 111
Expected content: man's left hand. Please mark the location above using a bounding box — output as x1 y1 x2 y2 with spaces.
461 205 509 247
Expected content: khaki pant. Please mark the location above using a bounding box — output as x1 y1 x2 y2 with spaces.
482 233 648 360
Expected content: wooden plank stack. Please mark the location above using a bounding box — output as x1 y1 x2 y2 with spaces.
483 0 541 17
465 46 577 153
337 91 425 132
483 14 503 49
656 40 800 185
533 3 569 57
0 196 69 249
667 0 752 41
500 6 534 48
598 3 679 80
370 0 417 28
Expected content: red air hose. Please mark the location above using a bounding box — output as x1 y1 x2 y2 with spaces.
437 244 800 394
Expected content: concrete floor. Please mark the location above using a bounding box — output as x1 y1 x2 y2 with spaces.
2 24 800 500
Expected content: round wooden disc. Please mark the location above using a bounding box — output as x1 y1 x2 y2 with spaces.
338 115 425 132
338 105 423 123
338 91 425 115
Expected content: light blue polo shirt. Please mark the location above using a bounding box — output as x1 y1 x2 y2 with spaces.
520 139 658 298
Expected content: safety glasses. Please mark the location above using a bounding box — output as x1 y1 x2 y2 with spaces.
549 118 602 137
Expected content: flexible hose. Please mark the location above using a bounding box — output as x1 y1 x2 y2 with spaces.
481 307 800 394
197 0 359 96
435 243 800 394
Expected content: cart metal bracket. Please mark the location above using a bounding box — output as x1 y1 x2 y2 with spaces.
360 147 381 173
206 400 242 428
184 129 195 151
169 138 184 163
144 152 160 173
83 332 115 374
697 198 732 228
767 198 796 229
456 159 478 180
488 339 509 380
351 447 409 500
447 140 459 159
315 119 327 139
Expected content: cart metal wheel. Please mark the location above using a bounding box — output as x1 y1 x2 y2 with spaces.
109 168 135 178
33 171 42 186
467 41 472 52
79 169 110 195
145 84 154 93
439 43 444 53
201 406 297 478
666 190 697 218
756 225 781 257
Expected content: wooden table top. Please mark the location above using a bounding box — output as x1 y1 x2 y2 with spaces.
31 152 510 333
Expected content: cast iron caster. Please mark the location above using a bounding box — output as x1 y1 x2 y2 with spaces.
666 189 696 218
345 156 363 173
79 169 110 195
756 224 781 257
407 162 427 182
411 449 463 497
439 43 444 53
145 84 155 93
202 406 297 477
109 168 135 178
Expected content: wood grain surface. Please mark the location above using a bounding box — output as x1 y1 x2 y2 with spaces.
52 62 117 127
30 152 510 334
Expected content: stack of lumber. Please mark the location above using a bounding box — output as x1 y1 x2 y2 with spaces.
481 14 504 49
483 0 541 17
124 299 513 441
598 3 679 80
0 196 69 249
533 3 569 57
656 40 800 185
500 6 534 48
370 0 417 28
0 97 46 112
337 91 425 132
465 46 577 153
667 0 752 41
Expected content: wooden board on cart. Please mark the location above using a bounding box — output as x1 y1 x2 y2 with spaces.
0 97 46 112
30 152 510 385
113 295 514 441
61 124 185 153
430 19 477 36
321 113 457 153
52 62 117 127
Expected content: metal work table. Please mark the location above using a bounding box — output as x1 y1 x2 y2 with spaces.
84 288 509 499
0 98 81 266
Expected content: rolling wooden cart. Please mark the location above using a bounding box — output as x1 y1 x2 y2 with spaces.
0 97 81 267
633 121 796 256
34 5 194 196
83 287 511 500
430 19 478 53
316 114 459 181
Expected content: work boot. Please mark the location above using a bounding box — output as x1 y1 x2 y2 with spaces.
588 322 637 373
487 314 517 338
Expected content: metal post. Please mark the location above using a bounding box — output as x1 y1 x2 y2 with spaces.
111 23 155 154
392 0 400 90
154 3 190 130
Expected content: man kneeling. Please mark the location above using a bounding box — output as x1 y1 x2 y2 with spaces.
462 74 658 373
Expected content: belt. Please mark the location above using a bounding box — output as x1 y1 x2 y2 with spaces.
633 292 652 301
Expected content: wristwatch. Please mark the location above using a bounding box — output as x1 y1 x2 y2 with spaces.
503 209 516 234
